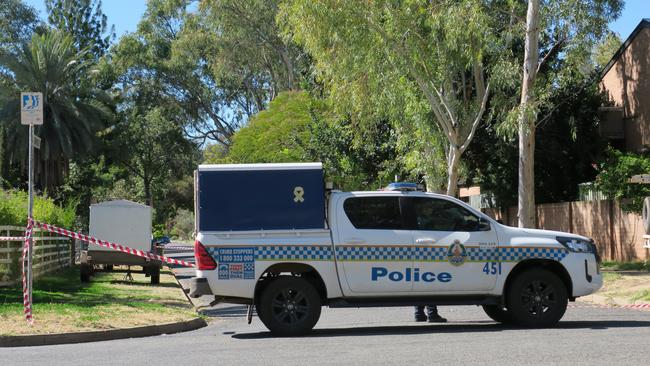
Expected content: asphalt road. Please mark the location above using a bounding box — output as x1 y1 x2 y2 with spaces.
3 250 649 366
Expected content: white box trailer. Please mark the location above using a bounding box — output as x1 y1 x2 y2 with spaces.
79 200 161 283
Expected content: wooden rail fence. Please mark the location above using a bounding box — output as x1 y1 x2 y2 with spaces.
0 225 72 287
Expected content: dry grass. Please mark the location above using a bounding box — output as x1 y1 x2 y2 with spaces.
0 267 198 336
581 272 650 306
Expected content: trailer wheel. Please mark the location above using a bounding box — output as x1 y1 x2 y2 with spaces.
257 277 321 336
482 305 513 324
80 264 93 282
506 268 568 327
150 266 160 285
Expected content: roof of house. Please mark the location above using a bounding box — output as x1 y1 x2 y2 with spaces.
600 18 650 79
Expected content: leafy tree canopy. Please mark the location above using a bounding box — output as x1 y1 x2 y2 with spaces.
46 0 115 58
281 0 516 195
0 0 40 50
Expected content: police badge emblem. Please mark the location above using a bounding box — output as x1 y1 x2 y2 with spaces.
447 240 467 266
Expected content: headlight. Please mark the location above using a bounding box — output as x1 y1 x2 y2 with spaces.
556 236 596 253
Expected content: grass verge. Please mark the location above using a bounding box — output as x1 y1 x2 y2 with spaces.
582 271 650 306
0 266 198 336
600 261 650 272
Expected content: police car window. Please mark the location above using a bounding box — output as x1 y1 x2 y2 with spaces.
411 197 481 232
343 197 403 230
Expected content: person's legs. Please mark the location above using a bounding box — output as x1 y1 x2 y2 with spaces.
414 306 427 321
426 305 447 323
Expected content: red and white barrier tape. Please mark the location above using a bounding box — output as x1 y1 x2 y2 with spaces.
22 219 33 324
30 219 195 268
621 303 650 310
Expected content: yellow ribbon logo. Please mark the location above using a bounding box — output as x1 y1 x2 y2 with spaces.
293 186 305 203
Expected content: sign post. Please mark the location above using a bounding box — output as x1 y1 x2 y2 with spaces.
21 92 43 319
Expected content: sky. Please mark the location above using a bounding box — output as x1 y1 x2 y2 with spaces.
23 0 650 42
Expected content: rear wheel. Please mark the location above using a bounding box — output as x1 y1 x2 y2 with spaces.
506 268 568 327
257 277 321 336
482 305 513 324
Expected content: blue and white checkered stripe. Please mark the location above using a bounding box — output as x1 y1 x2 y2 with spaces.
207 245 568 262
498 247 568 262
412 246 447 261
336 246 411 261
256 245 333 261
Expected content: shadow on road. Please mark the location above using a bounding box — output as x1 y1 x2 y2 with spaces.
231 320 650 339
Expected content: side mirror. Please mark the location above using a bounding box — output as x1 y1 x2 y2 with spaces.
479 218 491 231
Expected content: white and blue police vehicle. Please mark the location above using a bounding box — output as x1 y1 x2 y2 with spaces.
190 163 602 335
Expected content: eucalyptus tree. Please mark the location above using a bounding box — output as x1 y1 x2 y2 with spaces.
111 0 305 147
0 30 113 191
282 0 507 196
505 0 622 227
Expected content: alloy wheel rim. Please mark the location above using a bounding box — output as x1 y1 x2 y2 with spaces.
271 288 310 324
520 280 556 317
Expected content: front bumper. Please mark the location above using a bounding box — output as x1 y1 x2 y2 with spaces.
189 277 213 298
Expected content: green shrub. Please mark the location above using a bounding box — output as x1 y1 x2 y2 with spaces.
595 149 650 213
0 189 75 228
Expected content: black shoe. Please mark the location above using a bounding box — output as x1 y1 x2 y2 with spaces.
415 314 427 322
428 315 447 323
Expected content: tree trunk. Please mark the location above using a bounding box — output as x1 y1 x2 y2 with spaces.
446 144 461 197
279 47 295 91
144 176 153 209
517 0 539 228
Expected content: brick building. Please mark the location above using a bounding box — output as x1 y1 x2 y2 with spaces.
600 19 650 152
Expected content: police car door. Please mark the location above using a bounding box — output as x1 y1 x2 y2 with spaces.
334 194 414 294
407 196 499 293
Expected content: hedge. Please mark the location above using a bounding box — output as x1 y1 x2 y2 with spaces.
0 189 75 228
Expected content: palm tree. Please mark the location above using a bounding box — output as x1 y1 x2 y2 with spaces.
0 30 113 192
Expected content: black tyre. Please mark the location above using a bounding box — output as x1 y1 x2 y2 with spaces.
482 305 513 324
257 277 321 336
80 264 92 282
150 266 160 284
506 268 568 327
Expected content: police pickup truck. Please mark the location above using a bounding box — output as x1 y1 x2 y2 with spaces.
190 163 602 335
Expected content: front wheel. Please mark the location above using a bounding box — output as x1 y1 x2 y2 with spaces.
482 305 513 324
257 277 321 336
506 268 568 327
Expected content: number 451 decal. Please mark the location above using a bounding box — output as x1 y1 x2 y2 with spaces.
482 262 502 275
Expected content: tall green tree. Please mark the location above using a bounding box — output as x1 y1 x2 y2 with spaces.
45 0 115 58
466 70 607 208
0 30 113 192
113 104 198 209
0 0 40 49
111 0 305 147
281 0 508 196
0 0 40 186
507 0 622 227
205 90 400 190
201 0 305 94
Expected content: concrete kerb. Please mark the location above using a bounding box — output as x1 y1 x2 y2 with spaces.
0 317 207 347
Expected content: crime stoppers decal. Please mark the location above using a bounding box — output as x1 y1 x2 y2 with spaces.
217 247 256 280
